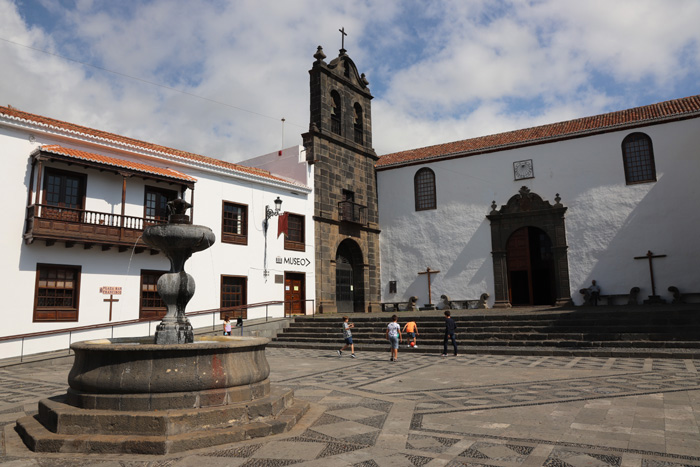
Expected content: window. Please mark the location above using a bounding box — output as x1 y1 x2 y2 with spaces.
42 168 86 221
34 264 80 321
414 168 437 211
222 201 248 245
221 275 247 320
353 103 363 144
622 132 656 184
140 270 167 319
284 213 305 251
144 186 177 223
331 91 341 135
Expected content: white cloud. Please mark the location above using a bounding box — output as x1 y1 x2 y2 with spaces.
1 0 699 162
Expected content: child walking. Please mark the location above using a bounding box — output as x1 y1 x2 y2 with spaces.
222 316 232 336
386 314 402 361
337 316 356 358
402 320 419 348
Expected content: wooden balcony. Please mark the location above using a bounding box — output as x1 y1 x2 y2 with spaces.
24 204 165 252
338 200 367 226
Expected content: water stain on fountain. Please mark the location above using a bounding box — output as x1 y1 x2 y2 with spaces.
15 199 309 454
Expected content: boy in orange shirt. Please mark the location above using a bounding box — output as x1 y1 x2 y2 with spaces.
402 320 419 348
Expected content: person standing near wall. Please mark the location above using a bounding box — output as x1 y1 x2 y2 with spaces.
223 316 232 336
403 320 419 348
442 310 458 356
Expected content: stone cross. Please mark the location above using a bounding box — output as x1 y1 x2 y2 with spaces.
418 267 440 305
634 250 666 298
103 295 119 321
339 27 347 50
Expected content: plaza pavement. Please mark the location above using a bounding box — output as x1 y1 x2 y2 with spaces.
2 346 700 466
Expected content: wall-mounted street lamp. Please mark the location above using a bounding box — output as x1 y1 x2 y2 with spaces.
265 196 283 222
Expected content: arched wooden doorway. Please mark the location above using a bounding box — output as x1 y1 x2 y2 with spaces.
507 226 555 306
335 239 365 314
487 187 572 308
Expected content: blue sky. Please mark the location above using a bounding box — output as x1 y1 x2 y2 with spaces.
2 0 699 162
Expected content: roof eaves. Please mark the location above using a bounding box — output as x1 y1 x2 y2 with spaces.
1 110 311 193
377 108 700 170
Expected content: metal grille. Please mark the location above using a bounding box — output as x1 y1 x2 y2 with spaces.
414 168 436 210
623 133 656 183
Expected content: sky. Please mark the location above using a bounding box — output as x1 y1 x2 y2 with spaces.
1 0 699 163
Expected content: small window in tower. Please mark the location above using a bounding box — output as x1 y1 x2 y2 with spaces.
353 103 363 144
331 91 341 135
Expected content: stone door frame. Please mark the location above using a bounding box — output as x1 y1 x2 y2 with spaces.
486 186 572 308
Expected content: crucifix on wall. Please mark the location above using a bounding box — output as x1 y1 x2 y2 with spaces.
633 250 667 304
418 267 440 305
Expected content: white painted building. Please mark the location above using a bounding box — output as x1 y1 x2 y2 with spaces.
0 106 314 359
377 95 700 308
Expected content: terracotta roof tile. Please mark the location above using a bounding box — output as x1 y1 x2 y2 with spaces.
40 145 197 182
377 94 700 169
0 105 298 186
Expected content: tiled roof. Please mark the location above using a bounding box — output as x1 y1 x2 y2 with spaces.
39 145 198 182
0 105 299 186
377 94 700 169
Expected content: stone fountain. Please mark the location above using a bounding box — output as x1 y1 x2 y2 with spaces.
16 199 308 454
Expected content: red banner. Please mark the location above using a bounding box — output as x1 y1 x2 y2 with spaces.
277 212 289 238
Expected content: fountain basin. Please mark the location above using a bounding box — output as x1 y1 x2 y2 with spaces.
67 336 270 411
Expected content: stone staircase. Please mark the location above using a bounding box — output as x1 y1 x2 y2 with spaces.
268 305 700 358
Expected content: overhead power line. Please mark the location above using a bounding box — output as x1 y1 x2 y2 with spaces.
0 36 305 129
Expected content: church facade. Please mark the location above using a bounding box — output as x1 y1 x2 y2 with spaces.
376 96 700 307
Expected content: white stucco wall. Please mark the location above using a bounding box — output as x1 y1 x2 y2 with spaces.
0 120 314 359
378 118 700 307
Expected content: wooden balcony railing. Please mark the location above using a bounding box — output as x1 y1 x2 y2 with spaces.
24 204 166 249
338 200 367 225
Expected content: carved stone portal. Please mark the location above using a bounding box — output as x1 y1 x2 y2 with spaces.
487 187 572 308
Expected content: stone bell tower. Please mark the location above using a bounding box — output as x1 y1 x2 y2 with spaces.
302 42 381 314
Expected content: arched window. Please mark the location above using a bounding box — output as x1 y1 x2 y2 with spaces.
622 132 656 184
414 168 436 211
353 103 363 144
331 91 341 135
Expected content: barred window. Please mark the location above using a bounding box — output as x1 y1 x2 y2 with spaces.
222 201 248 245
414 168 437 211
140 270 167 319
622 133 656 184
34 264 80 321
221 275 247 320
284 213 305 252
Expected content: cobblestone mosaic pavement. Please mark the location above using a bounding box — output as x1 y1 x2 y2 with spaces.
2 348 700 466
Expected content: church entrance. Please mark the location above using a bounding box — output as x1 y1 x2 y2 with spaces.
487 186 572 308
335 239 365 314
506 227 555 306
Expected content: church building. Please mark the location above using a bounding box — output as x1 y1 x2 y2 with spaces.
376 96 700 307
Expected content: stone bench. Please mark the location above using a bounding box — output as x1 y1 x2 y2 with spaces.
668 286 700 304
579 287 640 305
441 293 489 310
382 296 419 312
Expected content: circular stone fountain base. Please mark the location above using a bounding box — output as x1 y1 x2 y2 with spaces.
15 336 309 454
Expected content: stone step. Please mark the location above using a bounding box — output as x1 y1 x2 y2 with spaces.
16 397 310 455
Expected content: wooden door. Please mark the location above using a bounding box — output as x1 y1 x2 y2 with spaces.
285 273 305 315
506 227 533 305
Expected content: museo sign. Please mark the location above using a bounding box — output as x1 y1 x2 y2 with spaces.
276 256 311 267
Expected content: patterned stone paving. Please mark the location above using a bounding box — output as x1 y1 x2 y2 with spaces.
2 349 700 466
